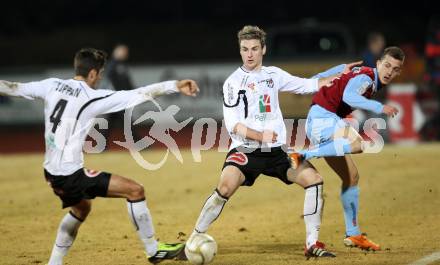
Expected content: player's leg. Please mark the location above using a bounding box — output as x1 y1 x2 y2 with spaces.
107 174 156 254
290 106 363 168
286 161 335 257
48 200 91 265
192 165 245 235
297 126 363 163
106 173 145 200
324 156 380 250
325 155 360 235
107 174 184 262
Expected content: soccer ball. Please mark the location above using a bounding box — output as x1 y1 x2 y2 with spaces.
185 233 217 265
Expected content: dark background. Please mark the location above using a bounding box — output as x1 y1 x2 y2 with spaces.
0 0 437 67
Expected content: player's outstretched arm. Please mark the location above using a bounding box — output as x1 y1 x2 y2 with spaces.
314 61 363 88
312 61 363 79
0 79 49 100
90 79 199 115
0 80 19 96
176 79 199 97
277 61 364 95
343 61 363 73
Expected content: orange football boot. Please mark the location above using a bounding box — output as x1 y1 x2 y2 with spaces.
344 234 380 251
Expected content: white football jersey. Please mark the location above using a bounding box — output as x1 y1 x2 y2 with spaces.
0 78 178 175
223 66 318 150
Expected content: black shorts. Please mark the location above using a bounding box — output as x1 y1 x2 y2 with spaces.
44 168 111 209
222 146 293 186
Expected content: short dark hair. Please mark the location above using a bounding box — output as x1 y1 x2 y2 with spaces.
74 48 107 77
380 46 405 61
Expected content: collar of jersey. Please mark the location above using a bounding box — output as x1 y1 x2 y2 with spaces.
240 65 266 74
373 68 382 91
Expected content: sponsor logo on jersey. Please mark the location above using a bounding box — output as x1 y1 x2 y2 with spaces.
358 81 375 98
84 169 100 178
225 152 248 165
247 82 256 91
259 94 271 113
254 112 277 122
358 81 370 95
258 78 274 88
352 67 362 74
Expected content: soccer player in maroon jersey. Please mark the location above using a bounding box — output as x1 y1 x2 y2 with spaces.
291 47 405 251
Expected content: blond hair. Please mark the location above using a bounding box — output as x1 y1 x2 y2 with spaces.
237 25 266 48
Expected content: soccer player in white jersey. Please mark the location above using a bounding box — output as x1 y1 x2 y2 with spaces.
0 48 199 264
187 26 359 258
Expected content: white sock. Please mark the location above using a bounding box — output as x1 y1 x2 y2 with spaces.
127 198 158 256
48 211 83 265
303 183 324 249
194 189 228 234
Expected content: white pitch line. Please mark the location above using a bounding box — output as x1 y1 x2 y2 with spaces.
409 252 440 265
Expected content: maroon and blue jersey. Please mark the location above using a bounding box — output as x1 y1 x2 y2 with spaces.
311 66 383 118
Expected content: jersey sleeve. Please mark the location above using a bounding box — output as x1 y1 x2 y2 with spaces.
342 74 383 114
276 67 318 94
0 78 53 100
89 80 178 115
222 80 243 133
311 64 346 79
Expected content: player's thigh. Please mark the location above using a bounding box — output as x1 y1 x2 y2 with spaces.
287 160 323 188
107 174 144 199
306 106 344 145
71 199 92 220
324 155 359 186
217 165 245 198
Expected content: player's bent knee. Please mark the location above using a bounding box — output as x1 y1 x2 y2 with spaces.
294 168 323 188
348 165 360 185
71 210 90 221
350 173 359 185
342 172 359 187
302 169 323 185
217 166 243 197
217 177 240 198
217 183 232 198
71 201 91 220
128 183 145 200
308 173 323 185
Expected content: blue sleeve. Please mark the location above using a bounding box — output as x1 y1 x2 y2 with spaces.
342 74 384 114
311 64 346 79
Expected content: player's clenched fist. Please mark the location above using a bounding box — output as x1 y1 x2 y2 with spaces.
382 104 398 117
262 130 278 143
177 79 199 97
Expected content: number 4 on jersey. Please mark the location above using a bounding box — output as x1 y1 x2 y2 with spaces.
50 99 68 133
